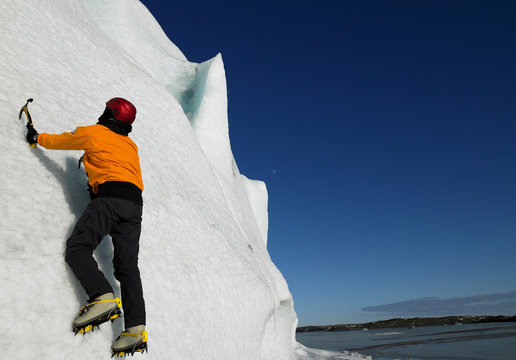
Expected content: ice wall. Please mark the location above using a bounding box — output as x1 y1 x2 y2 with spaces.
0 0 301 359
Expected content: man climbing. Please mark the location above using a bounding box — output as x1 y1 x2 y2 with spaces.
26 98 148 357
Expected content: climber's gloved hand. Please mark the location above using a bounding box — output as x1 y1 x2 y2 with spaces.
26 123 39 145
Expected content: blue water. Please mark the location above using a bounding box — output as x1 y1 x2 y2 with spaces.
296 322 516 360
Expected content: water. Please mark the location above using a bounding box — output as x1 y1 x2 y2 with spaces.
296 322 516 360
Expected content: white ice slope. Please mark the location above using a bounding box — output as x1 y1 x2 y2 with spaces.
0 1 368 359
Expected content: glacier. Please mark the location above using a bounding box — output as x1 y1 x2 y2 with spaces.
0 0 368 359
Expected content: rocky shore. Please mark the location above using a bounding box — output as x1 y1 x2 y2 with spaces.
296 315 516 332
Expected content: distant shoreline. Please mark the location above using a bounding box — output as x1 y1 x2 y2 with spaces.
296 315 516 333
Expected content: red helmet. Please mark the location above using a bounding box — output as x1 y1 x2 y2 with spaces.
106 97 137 124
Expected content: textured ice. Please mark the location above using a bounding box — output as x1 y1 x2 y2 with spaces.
0 0 368 359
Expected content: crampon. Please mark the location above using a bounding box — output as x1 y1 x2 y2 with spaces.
111 330 148 358
73 297 122 335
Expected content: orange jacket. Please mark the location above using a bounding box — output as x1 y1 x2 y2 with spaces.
37 124 143 194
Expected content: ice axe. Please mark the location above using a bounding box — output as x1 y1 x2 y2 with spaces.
19 98 36 148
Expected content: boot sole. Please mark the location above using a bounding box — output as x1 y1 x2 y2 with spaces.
74 307 122 334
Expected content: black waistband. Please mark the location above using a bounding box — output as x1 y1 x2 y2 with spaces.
90 181 143 206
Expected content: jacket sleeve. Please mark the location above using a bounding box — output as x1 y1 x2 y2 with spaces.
37 127 92 150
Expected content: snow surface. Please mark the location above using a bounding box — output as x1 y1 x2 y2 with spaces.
0 0 369 359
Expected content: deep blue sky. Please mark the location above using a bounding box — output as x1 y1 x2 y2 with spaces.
140 0 516 325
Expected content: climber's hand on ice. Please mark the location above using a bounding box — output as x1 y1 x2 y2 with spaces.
26 123 39 145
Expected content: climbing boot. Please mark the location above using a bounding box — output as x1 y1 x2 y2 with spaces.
73 293 122 334
111 325 148 357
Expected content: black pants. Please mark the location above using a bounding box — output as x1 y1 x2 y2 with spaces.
65 197 145 328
